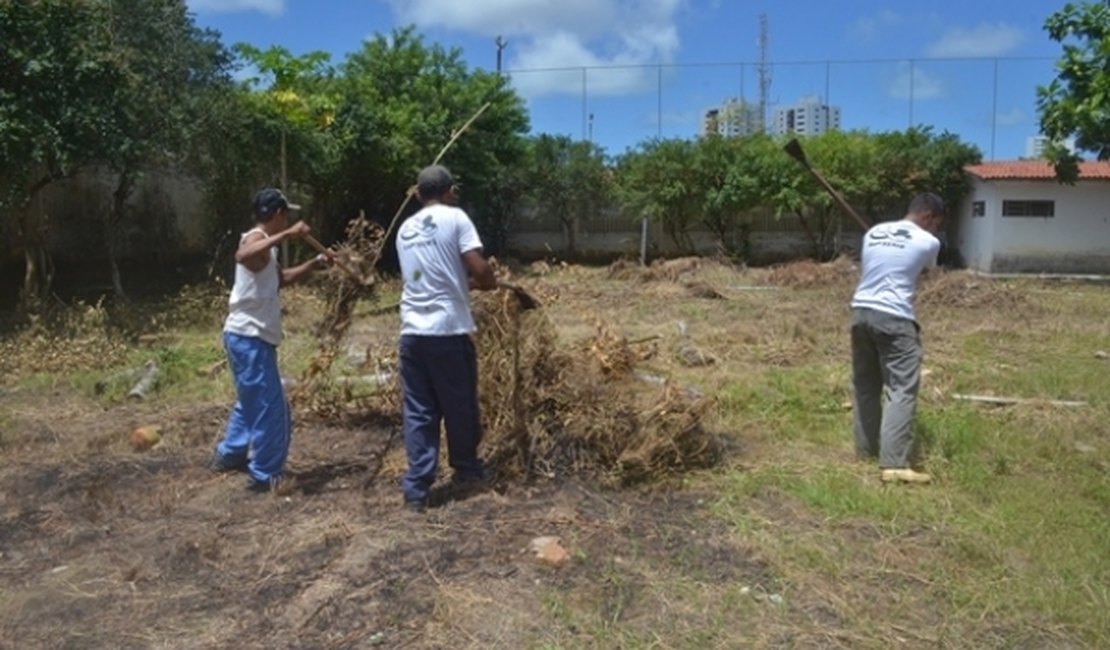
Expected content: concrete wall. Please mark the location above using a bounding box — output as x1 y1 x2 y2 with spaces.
964 178 1110 273
509 208 870 263
2 167 208 265
508 222 865 263
955 178 997 272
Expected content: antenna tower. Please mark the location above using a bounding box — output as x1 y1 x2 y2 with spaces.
757 14 771 133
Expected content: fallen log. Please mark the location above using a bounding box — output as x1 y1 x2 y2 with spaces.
951 393 1087 408
127 360 160 400
95 366 145 395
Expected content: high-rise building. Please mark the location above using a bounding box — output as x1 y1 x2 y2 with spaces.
773 95 841 136
1024 135 1077 159
702 98 762 138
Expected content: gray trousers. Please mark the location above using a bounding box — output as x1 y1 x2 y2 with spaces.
851 307 923 469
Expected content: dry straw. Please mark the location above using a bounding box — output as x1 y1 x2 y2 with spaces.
471 287 720 486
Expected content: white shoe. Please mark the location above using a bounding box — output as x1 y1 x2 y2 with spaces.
881 468 932 484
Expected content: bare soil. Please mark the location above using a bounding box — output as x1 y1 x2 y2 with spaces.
0 383 765 649
0 259 1102 649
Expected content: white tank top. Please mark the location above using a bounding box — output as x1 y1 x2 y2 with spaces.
224 228 283 346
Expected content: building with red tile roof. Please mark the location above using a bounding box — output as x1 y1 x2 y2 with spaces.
955 161 1110 274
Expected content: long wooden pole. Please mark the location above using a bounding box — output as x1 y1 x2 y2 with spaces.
372 102 493 267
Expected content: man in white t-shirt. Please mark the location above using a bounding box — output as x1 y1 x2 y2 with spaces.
212 188 329 493
850 193 945 484
396 165 497 512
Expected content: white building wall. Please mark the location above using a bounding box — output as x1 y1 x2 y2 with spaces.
985 180 1110 273
955 178 997 272
773 96 841 136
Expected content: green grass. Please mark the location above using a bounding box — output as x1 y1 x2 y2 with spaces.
713 364 1109 643
3 271 1107 646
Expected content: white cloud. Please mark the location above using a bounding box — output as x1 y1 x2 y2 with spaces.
888 62 945 100
188 0 284 15
925 23 1024 58
995 107 1026 127
383 0 683 97
847 10 902 42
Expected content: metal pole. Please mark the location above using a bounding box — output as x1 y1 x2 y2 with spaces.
582 67 588 140
495 36 506 74
280 127 289 266
657 65 663 138
640 217 649 266
990 58 999 160
908 59 915 128
825 60 831 105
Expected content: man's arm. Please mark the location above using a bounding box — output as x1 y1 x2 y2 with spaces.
281 253 328 287
235 221 311 272
462 249 497 291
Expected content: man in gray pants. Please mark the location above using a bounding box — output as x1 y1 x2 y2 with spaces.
851 193 945 484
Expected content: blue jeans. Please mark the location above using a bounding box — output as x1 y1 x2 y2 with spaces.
399 334 486 502
216 332 292 483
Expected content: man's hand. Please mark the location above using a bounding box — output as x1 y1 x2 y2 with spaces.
286 221 311 239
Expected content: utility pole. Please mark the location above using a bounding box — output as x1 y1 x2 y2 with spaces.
588 113 594 142
495 36 507 74
757 14 771 134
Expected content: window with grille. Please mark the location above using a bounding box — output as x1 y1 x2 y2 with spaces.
1002 200 1054 217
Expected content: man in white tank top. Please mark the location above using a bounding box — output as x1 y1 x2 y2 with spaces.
212 188 329 492
850 193 945 485
396 165 498 512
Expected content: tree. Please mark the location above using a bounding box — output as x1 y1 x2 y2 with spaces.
0 0 126 306
98 0 232 300
696 134 771 259
333 27 529 259
1037 0 1110 182
615 139 701 251
234 44 336 195
525 135 610 255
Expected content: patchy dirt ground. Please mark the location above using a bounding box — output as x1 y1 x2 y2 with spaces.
0 388 766 649
0 258 1106 649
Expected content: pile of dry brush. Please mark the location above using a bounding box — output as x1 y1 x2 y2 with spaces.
472 289 719 486
292 222 720 486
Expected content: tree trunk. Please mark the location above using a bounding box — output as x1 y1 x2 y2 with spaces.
108 172 135 302
17 201 52 311
795 211 821 259
561 216 578 255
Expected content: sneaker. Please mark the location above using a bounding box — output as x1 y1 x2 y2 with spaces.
448 474 489 499
404 497 429 514
246 476 284 494
881 468 933 484
210 454 248 473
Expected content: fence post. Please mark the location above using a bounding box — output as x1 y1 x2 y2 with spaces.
640 217 649 266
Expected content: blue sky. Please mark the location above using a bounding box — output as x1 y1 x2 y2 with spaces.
186 0 1068 160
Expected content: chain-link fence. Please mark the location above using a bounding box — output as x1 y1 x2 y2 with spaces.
506 56 1057 160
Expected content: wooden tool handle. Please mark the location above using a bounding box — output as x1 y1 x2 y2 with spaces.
303 233 363 283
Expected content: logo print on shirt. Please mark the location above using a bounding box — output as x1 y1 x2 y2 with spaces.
869 228 912 241
400 215 438 241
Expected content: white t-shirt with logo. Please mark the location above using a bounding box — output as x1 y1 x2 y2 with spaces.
224 228 283 346
851 220 940 322
397 204 483 336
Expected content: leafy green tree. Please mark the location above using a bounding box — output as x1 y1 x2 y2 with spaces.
333 27 528 255
696 134 774 259
234 44 337 193
1037 0 1110 182
0 0 125 305
99 0 232 299
615 139 701 251
525 135 610 255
